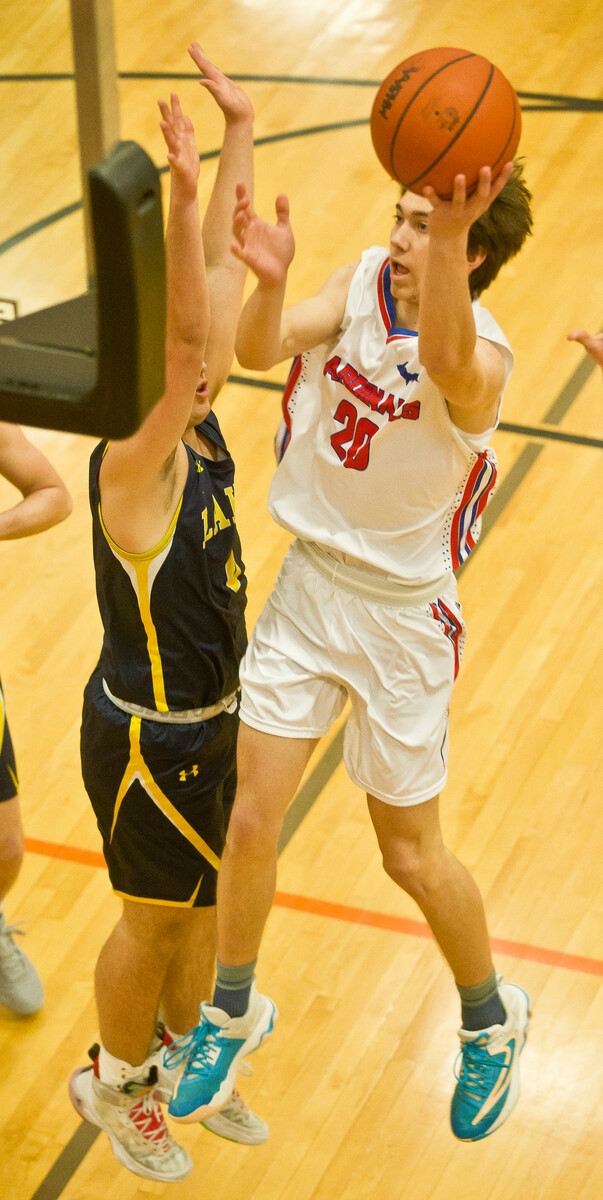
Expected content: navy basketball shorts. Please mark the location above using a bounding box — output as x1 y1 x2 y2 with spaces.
80 669 238 907
0 677 19 803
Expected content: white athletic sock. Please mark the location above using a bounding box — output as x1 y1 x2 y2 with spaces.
97 1043 148 1089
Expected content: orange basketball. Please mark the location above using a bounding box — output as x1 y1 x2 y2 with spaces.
370 47 521 199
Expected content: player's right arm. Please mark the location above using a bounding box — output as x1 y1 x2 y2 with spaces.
233 184 357 369
0 422 72 539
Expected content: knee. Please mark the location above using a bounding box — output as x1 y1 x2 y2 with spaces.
380 842 443 902
0 827 24 874
225 793 283 857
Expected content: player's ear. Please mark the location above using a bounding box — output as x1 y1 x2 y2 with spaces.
467 245 486 273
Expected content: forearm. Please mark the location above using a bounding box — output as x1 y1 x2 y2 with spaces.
418 235 477 376
165 188 209 354
0 485 71 539
235 278 288 369
203 117 253 269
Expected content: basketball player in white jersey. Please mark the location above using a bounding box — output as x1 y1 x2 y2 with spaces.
165 159 534 1143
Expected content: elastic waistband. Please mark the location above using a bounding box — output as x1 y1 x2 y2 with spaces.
102 679 239 724
296 540 453 607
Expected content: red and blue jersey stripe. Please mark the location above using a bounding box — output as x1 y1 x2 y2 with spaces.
429 598 464 679
377 258 418 346
274 355 302 463
449 450 497 569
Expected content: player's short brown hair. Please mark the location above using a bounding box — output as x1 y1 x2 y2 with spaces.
467 158 533 297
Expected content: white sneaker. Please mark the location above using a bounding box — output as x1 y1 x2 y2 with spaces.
148 1024 269 1145
202 1087 269 1145
0 909 44 1015
69 1064 193 1181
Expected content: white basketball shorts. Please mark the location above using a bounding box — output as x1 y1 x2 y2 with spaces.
239 540 466 806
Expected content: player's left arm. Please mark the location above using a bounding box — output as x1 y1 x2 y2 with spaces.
0 422 72 539
419 165 513 434
188 43 255 400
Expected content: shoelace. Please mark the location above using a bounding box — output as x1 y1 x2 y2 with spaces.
128 1090 174 1153
163 1018 220 1076
454 1038 502 1101
0 921 29 973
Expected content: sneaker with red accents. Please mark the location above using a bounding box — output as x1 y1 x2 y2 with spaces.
68 1060 192 1181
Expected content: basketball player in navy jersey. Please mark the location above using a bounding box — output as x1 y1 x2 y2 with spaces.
166 160 534 1144
69 49 266 1182
0 423 71 1015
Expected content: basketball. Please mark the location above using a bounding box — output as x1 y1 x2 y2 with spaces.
370 47 521 199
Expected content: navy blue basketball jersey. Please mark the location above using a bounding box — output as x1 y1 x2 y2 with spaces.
89 411 247 712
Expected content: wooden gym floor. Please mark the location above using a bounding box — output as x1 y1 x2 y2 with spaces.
1 1 603 1197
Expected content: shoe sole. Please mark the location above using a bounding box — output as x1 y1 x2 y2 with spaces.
155 1075 269 1145
68 1068 193 1181
201 1109 270 1145
452 985 531 1142
169 998 277 1124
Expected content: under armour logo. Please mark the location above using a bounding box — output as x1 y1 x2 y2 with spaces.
195 460 203 473
179 765 199 782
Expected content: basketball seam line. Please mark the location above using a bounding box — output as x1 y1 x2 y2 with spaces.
388 60 514 193
403 63 495 190
387 52 476 178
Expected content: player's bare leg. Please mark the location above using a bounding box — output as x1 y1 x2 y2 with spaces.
217 725 317 966
167 725 316 1123
367 792 493 985
0 796 44 1014
367 792 529 1141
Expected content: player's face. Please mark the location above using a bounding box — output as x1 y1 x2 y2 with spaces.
190 362 211 423
389 191 433 313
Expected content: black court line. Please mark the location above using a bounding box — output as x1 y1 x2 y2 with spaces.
228 372 603 451
0 121 363 259
29 1124 100 1200
542 348 599 425
498 422 603 449
1 78 601 260
2 71 603 110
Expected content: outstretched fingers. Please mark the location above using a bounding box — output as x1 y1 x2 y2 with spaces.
158 94 199 192
187 41 254 122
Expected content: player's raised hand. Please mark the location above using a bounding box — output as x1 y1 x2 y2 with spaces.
188 42 254 125
231 182 295 285
567 328 603 370
423 162 514 237
158 94 200 201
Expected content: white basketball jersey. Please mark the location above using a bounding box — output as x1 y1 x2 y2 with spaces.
269 246 513 585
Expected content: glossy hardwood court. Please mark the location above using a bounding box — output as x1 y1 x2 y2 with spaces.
1 1 603 1197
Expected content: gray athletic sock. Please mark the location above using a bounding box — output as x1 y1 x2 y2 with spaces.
457 971 506 1032
212 959 257 1018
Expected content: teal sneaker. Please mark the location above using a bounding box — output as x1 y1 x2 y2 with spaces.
167 987 277 1124
451 981 530 1141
